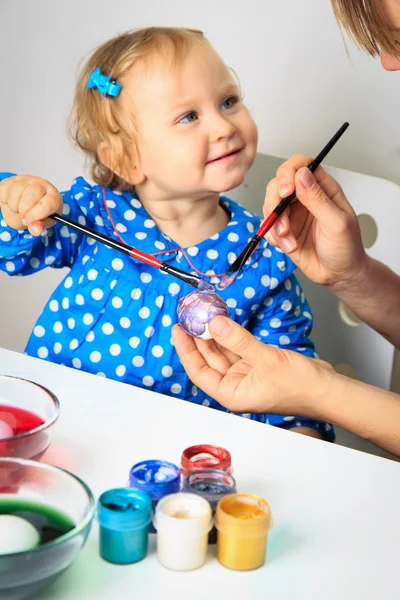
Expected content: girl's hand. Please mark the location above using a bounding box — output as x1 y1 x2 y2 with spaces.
0 175 63 236
263 154 368 293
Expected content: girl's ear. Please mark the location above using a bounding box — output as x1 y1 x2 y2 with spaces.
98 142 146 185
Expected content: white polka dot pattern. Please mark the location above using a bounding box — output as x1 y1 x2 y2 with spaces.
0 174 333 441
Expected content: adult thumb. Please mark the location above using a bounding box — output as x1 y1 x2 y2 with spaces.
209 316 263 361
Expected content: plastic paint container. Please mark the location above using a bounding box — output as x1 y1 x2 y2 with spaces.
180 445 232 477
97 487 152 564
215 493 272 571
153 492 212 571
129 460 181 533
183 469 236 544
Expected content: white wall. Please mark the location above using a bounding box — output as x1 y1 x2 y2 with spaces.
1 0 400 187
1 0 399 353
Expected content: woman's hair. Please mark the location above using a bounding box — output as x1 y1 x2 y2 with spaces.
69 27 207 192
331 0 400 57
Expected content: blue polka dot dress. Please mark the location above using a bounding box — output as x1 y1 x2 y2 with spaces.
0 173 334 441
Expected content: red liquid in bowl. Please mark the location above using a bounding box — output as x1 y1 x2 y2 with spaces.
0 405 45 436
0 405 49 460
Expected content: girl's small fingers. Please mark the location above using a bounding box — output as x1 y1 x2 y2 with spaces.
23 192 60 224
0 176 23 205
27 220 44 237
2 180 29 214
42 216 57 230
18 184 48 218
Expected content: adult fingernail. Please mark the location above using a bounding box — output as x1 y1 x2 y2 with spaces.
275 220 285 235
210 316 232 337
279 180 291 197
21 218 27 226
300 169 315 189
280 236 295 253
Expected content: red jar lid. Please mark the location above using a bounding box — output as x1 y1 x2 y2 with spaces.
181 445 232 474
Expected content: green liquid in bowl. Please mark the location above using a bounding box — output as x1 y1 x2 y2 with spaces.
0 498 75 546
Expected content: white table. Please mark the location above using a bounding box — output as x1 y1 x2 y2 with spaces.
1 347 400 600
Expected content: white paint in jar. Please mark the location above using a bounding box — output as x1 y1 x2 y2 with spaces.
153 492 212 571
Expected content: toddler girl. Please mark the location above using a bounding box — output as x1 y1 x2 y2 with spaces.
0 27 333 441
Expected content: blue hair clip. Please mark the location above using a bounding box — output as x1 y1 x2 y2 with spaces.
87 67 121 98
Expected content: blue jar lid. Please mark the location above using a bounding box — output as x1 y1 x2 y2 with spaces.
129 460 181 500
97 488 152 531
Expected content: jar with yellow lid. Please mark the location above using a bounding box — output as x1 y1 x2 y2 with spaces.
215 493 272 571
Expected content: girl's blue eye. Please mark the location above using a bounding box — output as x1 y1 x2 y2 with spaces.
221 96 237 111
179 112 198 123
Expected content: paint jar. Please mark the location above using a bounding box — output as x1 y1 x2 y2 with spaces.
215 493 272 571
180 444 232 478
153 492 212 571
97 487 152 564
183 469 236 544
129 460 181 533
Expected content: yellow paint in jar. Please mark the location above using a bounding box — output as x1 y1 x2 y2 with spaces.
215 493 272 571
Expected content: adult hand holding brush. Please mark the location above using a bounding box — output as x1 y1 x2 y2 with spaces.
263 153 400 349
263 154 365 289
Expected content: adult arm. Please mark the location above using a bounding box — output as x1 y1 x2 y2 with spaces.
173 316 400 456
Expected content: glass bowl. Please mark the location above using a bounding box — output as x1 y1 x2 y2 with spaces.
0 458 95 599
0 375 60 460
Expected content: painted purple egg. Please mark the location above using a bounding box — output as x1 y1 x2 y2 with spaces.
177 284 229 339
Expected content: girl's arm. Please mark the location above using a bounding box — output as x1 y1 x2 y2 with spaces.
0 174 90 274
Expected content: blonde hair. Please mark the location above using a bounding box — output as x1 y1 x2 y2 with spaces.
331 0 400 57
69 27 207 192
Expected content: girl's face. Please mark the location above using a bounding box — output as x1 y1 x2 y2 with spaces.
122 43 258 202
381 0 400 70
